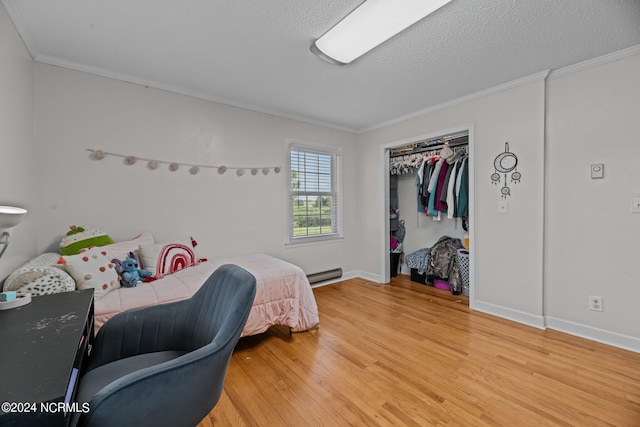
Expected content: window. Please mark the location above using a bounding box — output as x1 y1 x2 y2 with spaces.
287 141 342 245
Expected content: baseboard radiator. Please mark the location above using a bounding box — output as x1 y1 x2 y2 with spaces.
307 268 342 284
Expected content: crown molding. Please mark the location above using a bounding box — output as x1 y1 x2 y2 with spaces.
548 44 640 80
360 70 551 134
35 53 359 134
2 0 38 61
360 43 640 134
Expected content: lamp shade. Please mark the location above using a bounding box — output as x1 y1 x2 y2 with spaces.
0 206 27 229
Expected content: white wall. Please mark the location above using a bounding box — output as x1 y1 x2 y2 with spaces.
5 0 640 350
357 50 640 350
545 53 640 344
33 64 358 276
395 171 466 274
0 4 37 280
357 78 546 326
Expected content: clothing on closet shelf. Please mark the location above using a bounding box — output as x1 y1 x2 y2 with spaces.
389 153 428 175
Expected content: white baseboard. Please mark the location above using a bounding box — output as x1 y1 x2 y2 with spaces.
473 300 547 330
322 273 640 354
352 270 382 283
545 316 640 354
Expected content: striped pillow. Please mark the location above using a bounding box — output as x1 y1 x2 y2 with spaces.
138 238 198 277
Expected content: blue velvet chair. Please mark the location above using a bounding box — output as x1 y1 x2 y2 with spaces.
71 264 257 427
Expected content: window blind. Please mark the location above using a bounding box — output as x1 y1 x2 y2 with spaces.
287 142 343 244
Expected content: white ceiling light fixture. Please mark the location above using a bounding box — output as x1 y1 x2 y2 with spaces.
311 0 453 65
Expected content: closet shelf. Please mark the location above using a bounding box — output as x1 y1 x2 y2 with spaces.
390 134 468 158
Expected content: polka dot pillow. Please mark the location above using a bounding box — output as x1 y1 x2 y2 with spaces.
58 247 120 298
3 253 76 296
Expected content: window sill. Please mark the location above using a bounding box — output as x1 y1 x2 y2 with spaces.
285 235 344 248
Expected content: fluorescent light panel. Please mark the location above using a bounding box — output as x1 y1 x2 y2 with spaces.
312 0 452 65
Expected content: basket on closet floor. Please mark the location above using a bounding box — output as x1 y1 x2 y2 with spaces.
457 249 470 296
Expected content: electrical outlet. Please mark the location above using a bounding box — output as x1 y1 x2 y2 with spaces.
589 295 603 312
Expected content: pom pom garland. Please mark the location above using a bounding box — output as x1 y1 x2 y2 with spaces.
86 148 279 177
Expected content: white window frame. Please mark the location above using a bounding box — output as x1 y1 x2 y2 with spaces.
285 140 343 246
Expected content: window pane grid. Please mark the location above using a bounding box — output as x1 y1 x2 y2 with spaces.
289 145 341 241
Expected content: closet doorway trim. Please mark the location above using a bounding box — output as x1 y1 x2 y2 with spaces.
380 123 476 309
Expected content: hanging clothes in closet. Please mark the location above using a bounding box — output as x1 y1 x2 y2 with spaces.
389 137 470 295
411 146 469 222
388 144 469 221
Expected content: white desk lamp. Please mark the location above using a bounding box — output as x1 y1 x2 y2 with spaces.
0 206 28 260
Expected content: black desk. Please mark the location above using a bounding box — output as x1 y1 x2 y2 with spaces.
0 289 94 426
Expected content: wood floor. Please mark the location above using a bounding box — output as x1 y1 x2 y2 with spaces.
198 275 640 426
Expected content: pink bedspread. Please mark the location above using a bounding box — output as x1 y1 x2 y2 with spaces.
93 254 320 337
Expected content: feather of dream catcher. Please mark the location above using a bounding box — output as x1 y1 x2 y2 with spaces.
491 142 521 197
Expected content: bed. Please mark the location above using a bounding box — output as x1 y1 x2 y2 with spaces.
3 250 320 337
93 253 320 337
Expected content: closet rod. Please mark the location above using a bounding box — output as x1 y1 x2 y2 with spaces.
390 135 468 158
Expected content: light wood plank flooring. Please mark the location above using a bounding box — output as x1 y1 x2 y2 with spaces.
198 275 640 426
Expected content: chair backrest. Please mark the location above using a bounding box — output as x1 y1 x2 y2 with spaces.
182 263 256 351
79 264 256 427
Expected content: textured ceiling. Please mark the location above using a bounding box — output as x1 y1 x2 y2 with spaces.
3 0 640 132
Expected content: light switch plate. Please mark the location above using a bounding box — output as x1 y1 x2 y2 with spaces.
632 198 640 213
591 163 604 179
498 200 508 214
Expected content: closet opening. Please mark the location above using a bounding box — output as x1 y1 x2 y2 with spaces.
381 124 475 307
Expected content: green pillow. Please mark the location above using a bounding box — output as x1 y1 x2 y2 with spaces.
60 225 114 255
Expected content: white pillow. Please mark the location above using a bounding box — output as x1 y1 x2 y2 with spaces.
139 238 198 277
3 253 76 296
58 247 120 298
101 232 155 263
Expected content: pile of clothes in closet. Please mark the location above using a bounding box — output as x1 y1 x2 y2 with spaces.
404 236 465 295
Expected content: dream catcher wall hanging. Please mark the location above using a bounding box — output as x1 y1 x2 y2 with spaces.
491 142 521 197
